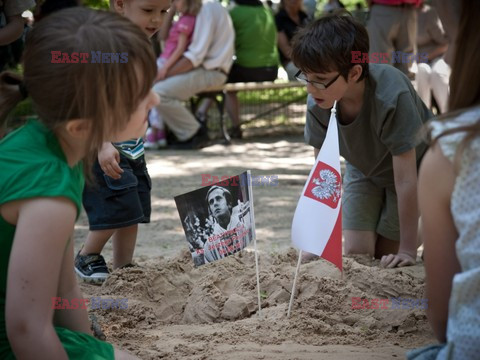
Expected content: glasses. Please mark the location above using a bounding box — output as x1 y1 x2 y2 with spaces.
295 71 341 90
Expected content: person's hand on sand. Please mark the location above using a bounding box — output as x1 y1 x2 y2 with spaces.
380 252 416 268
98 142 123 179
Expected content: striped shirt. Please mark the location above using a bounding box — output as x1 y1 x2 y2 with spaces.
113 138 145 160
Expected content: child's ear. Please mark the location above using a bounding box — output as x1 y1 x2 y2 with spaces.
112 0 126 14
349 64 363 82
65 119 91 140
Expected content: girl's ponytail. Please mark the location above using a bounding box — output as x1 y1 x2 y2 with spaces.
0 72 27 136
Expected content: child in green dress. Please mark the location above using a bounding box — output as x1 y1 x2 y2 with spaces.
0 7 159 359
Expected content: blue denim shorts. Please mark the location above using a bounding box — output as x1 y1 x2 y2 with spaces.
83 154 152 230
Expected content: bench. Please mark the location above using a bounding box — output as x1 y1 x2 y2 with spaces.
189 81 308 143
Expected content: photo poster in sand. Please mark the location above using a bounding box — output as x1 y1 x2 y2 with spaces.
174 171 255 267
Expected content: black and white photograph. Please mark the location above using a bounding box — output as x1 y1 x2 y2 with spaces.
174 171 255 266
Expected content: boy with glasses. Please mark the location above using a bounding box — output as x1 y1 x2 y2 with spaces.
292 14 432 268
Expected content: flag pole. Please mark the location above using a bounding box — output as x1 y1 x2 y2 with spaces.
254 235 261 317
248 170 262 318
287 249 302 318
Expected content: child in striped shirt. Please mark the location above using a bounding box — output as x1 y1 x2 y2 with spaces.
75 0 170 284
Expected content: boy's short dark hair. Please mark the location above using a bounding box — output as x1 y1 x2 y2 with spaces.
291 13 369 81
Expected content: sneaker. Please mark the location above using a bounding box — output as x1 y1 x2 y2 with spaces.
230 126 243 140
144 128 167 149
169 126 209 150
155 129 167 148
75 252 110 284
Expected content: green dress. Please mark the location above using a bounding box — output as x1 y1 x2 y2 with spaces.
0 120 113 359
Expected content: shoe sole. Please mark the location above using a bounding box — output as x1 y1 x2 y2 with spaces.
75 267 109 285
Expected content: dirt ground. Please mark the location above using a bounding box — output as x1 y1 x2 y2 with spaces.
74 130 435 359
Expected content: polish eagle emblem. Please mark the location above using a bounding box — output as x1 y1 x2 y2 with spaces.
311 169 341 203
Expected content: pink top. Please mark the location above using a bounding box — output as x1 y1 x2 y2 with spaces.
160 14 196 60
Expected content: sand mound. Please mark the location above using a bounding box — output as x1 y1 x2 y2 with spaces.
80 249 433 359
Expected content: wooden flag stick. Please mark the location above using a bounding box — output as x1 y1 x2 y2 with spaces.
287 249 302 318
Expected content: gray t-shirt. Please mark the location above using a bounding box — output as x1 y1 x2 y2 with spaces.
305 63 432 188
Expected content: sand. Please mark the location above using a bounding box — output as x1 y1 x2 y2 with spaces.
75 132 435 359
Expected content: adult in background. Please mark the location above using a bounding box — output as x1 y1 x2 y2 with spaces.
275 0 310 81
153 0 234 149
223 0 279 139
366 0 422 78
416 2 450 114
0 0 34 46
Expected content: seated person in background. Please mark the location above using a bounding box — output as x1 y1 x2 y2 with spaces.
416 2 450 114
145 0 202 149
0 0 33 46
275 0 310 81
156 0 201 81
292 14 432 268
197 0 279 139
153 0 235 149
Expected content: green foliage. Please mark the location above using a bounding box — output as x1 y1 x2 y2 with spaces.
11 98 35 118
83 0 110 10
237 87 307 105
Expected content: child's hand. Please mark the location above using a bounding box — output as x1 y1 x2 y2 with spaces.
380 252 416 268
156 68 167 81
98 142 123 179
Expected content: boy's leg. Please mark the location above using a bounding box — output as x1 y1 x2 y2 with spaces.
112 224 138 269
342 163 384 257
80 229 115 255
344 230 376 257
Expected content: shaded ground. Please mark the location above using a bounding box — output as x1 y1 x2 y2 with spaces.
74 130 435 359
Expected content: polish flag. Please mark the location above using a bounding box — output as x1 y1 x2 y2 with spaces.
291 101 342 272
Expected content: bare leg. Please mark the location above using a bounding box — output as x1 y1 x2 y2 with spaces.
344 229 376 257
196 98 213 119
112 224 138 269
225 91 240 127
79 229 115 255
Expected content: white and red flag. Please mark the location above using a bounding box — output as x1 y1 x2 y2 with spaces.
291 101 342 272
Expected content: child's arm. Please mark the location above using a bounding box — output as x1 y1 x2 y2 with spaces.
418 143 460 342
157 32 189 81
277 31 292 62
98 142 123 180
381 148 418 268
5 197 78 359
52 237 91 334
0 15 25 46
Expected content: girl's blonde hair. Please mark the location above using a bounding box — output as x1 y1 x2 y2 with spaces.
0 7 157 179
